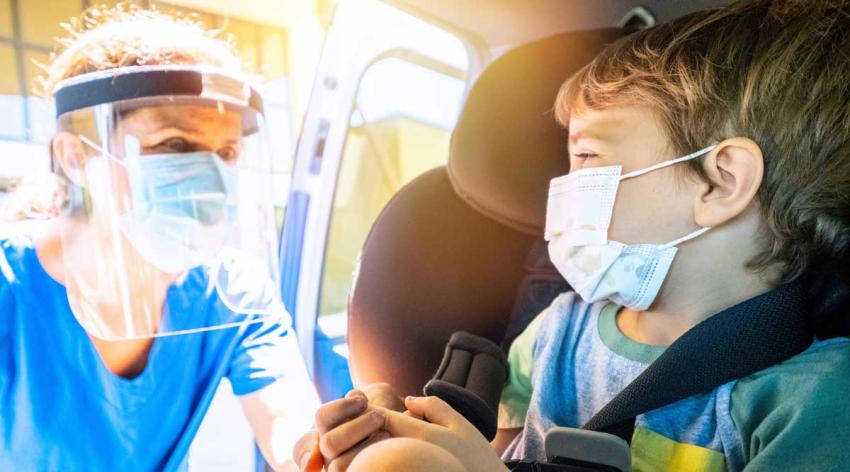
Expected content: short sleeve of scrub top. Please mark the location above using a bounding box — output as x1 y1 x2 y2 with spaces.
0 234 308 471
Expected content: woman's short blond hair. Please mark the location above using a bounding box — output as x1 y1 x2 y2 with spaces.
556 0 850 283
38 3 240 96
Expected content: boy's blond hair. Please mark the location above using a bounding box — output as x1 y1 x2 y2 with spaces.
38 3 240 96
556 0 850 283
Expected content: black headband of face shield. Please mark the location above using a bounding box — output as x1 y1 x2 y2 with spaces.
53 68 265 119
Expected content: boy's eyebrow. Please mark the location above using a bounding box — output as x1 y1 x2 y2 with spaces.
569 112 634 144
569 129 610 144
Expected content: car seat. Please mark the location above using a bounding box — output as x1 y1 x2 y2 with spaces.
347 29 623 396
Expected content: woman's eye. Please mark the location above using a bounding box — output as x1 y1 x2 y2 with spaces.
572 152 598 159
155 137 190 153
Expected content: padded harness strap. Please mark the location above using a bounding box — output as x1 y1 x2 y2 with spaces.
583 280 814 441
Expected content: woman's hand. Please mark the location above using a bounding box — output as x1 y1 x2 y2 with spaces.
382 396 509 472
359 382 406 412
293 383 405 471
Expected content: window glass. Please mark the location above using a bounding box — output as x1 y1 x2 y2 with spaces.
23 50 53 142
168 7 216 29
261 77 295 230
25 96 53 143
0 0 12 38
19 0 82 47
96 0 145 8
260 26 287 79
0 43 18 95
0 43 24 140
318 57 466 317
23 49 49 96
225 18 260 75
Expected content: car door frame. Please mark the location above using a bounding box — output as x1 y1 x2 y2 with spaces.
279 0 489 377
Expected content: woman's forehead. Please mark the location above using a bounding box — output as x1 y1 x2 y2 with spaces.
117 105 243 136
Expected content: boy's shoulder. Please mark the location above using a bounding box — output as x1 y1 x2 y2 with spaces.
733 337 850 398
731 337 850 468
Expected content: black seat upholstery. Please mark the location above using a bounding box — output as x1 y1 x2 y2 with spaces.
347 29 623 396
348 167 535 395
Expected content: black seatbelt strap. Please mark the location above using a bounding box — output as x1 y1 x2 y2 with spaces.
582 280 814 442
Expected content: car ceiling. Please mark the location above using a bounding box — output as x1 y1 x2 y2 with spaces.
384 0 735 51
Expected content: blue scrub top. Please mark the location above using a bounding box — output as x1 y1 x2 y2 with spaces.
0 234 296 471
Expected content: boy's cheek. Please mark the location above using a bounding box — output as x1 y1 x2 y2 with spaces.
608 173 698 245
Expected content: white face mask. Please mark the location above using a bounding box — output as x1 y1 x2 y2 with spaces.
545 146 714 310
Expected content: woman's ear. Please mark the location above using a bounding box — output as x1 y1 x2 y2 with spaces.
693 137 764 228
52 131 88 186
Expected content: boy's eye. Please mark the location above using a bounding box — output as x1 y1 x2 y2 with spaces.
572 152 598 159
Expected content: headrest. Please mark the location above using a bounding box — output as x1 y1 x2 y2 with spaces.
347 168 535 396
347 31 622 395
448 29 623 235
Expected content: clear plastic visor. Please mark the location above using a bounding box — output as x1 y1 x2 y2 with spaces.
53 96 284 340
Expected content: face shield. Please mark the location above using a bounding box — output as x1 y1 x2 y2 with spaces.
52 65 284 340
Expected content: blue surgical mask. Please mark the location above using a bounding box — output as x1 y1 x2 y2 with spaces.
124 152 238 226
85 151 239 273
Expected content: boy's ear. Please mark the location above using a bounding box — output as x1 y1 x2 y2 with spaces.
52 131 88 186
694 137 764 228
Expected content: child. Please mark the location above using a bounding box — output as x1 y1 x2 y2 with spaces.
297 1 850 470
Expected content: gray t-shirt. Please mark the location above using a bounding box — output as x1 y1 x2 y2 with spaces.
499 292 850 471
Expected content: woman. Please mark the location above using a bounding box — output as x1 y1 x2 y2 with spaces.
0 6 317 470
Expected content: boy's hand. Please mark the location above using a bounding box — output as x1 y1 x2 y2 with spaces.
294 384 404 471
382 396 509 472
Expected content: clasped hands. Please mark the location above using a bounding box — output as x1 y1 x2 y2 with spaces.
292 383 506 472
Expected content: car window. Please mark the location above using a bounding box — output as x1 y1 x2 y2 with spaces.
318 53 467 323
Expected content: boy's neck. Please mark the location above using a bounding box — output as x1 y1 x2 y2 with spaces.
616 241 775 346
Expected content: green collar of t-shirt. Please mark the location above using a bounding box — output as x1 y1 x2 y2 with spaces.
597 303 667 365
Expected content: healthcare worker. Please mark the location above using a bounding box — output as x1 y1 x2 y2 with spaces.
0 6 318 470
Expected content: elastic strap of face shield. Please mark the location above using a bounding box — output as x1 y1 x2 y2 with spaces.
53 67 264 119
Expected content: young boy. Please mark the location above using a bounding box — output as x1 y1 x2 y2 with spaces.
297 1 850 470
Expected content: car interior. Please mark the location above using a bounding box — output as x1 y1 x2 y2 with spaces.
7 1 850 469
342 0 732 399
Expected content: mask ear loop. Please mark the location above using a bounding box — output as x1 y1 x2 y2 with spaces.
616 145 715 250
661 226 711 249
77 134 125 166
620 145 715 180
